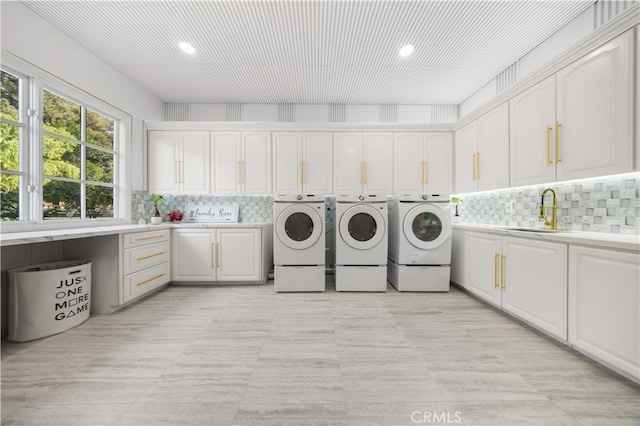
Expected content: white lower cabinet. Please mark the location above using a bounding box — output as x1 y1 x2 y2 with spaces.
569 246 639 380
121 230 171 304
172 227 264 283
464 231 567 339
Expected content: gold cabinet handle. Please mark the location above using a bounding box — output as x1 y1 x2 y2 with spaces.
476 152 480 179
555 122 562 163
212 243 216 268
424 160 429 185
500 254 506 291
472 154 476 180
494 252 499 289
136 234 165 242
136 251 165 261
137 273 165 287
546 126 552 165
299 161 303 184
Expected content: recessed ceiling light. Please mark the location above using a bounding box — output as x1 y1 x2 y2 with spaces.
178 41 196 55
399 44 415 57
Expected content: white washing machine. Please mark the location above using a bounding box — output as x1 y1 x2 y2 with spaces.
388 194 452 292
335 194 388 292
274 194 325 292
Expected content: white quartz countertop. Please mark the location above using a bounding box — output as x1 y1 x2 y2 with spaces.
0 222 272 247
453 223 640 252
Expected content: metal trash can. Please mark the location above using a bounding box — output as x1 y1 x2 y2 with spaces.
8 260 92 342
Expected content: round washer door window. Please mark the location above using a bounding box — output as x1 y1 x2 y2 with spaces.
339 204 386 250
276 204 323 250
402 204 451 250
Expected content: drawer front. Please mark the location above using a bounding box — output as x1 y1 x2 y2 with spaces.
124 241 170 274
123 230 170 248
124 262 170 302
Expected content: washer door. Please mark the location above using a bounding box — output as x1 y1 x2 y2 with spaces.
276 204 323 250
402 204 451 250
339 204 386 250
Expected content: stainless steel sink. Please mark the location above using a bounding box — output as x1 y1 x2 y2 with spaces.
509 227 573 233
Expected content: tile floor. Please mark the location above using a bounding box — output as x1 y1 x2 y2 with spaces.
1 282 639 425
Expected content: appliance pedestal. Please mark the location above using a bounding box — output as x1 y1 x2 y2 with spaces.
335 265 387 292
387 260 450 292
274 265 325 292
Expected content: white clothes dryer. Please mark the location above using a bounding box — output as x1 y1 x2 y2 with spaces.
274 194 325 292
387 194 452 292
335 194 388 292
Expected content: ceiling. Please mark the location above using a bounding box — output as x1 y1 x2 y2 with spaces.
21 0 594 106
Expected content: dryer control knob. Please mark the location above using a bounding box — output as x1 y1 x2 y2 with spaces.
358 195 365 201
296 194 303 201
422 194 429 200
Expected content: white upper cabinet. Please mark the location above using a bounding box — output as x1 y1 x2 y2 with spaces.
212 131 271 194
148 131 210 195
334 132 393 196
394 132 452 195
509 76 556 187
273 132 332 195
555 31 634 181
454 122 478 194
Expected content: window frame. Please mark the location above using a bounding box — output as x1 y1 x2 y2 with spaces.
1 54 131 232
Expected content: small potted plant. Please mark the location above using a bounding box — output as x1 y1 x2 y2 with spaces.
149 194 164 224
451 197 464 223
168 210 184 224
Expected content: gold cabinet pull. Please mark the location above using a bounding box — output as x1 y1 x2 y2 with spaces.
546 126 552 165
300 161 304 184
212 243 216 268
136 251 165 261
472 154 476 180
494 252 499 289
136 234 165 242
500 254 506 291
137 273 165 287
476 152 480 179
424 161 429 185
420 161 424 184
555 122 562 163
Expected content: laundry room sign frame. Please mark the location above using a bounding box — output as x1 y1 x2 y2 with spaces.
184 205 239 223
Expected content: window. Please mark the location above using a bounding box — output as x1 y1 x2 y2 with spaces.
42 90 116 219
0 69 25 221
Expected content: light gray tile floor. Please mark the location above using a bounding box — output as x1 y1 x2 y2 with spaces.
2 282 639 425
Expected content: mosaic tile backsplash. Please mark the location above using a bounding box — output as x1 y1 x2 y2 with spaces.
454 173 640 235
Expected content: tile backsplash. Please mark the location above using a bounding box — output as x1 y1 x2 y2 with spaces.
454 173 640 235
131 193 274 223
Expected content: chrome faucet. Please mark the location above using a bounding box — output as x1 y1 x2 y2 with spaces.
539 188 558 230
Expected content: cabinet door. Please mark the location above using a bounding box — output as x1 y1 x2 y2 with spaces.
509 76 556 186
212 132 242 194
465 231 501 306
450 228 466 287
181 131 211 194
394 132 424 195
477 102 509 191
303 132 333 195
569 246 639 380
148 131 179 194
243 131 272 194
216 228 261 281
334 132 363 195
425 132 453 195
273 132 302 195
363 132 393 194
454 122 478 193
502 237 567 339
556 31 634 181
172 230 215 281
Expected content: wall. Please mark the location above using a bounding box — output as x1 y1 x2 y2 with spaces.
455 173 640 234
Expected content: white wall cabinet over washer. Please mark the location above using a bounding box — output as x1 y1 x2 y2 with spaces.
464 231 567 339
569 245 639 381
211 131 272 194
148 131 211 195
273 132 332 195
454 103 509 194
172 227 270 283
394 132 452 195
334 132 393 196
510 31 634 187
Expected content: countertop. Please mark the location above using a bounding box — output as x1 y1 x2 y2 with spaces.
0 222 273 247
453 223 640 252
